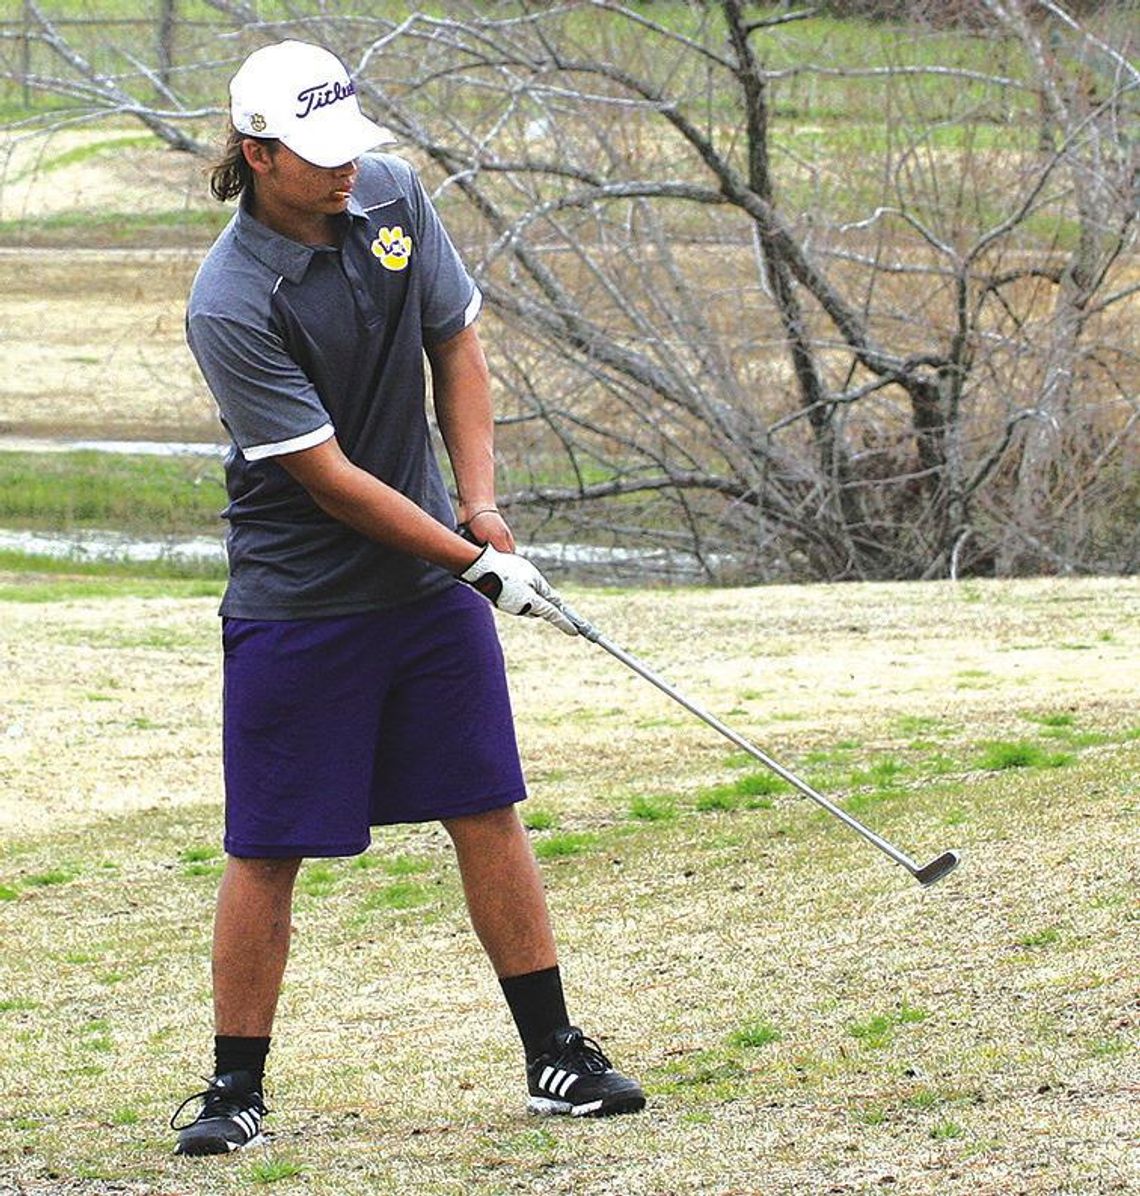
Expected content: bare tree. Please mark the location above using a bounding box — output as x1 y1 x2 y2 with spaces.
4 1 1136 580
977 0 1138 572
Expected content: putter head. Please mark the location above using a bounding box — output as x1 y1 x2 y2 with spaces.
914 850 961 887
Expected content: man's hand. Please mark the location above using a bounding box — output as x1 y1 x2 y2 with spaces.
458 544 578 636
458 506 514 553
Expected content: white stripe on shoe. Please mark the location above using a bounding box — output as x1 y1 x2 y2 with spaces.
538 1066 580 1099
234 1109 261 1139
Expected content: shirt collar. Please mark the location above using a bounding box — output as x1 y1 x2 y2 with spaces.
233 193 369 284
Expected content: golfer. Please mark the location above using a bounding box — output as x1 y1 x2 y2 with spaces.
171 40 643 1156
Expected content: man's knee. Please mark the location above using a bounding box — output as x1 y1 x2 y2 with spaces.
441 805 521 841
223 855 304 887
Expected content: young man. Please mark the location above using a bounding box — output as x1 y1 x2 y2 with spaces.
170 40 643 1156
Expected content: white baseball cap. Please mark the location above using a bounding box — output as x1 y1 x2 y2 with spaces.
230 40 395 168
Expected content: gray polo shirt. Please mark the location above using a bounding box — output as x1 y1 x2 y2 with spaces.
187 154 482 619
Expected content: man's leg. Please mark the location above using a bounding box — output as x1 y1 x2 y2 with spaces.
443 805 645 1118
443 805 556 977
213 855 302 1036
172 855 301 1156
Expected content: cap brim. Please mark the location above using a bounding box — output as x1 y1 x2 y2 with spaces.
284 112 397 168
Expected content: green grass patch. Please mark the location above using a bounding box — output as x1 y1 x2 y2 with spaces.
1017 926 1061 949
178 845 219 865
4 134 160 181
0 450 226 537
729 1020 782 1049
298 863 339 899
0 565 226 598
845 756 909 790
181 860 223 879
23 867 77 888
247 1157 305 1184
848 1003 928 1049
380 854 433 877
0 997 37 1012
0 208 228 248
654 1048 752 1098
696 771 787 811
523 808 559 831
843 789 897 816
1088 1036 1129 1059
533 831 598 860
977 741 1074 771
930 1119 966 1141
851 1103 888 1127
1024 711 1077 729
363 880 433 911
629 794 677 822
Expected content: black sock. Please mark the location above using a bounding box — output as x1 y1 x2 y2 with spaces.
499 966 570 1061
214 1035 271 1090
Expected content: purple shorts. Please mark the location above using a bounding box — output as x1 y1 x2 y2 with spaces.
221 584 527 858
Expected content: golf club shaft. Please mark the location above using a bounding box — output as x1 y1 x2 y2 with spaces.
562 606 933 880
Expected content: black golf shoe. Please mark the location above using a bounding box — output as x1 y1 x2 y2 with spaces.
170 1069 267 1155
526 1026 645 1117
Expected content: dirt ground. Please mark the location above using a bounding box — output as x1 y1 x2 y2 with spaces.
0 246 219 440
0 129 210 223
0 130 222 440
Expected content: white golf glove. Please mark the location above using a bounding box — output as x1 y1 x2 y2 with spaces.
458 544 578 637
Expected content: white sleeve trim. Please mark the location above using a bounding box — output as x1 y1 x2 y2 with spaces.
464 287 483 327
242 422 335 462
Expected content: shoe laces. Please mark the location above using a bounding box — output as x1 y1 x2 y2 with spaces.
547 1027 613 1075
169 1074 266 1131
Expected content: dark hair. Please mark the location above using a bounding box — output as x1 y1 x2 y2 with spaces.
209 123 279 202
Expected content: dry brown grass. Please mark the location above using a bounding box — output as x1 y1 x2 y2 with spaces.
0 249 217 441
0 576 1137 1195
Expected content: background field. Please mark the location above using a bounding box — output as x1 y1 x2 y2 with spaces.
1 575 1137 1195
0 7 1136 1192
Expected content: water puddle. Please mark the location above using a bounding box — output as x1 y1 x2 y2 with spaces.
0 437 226 458
0 527 225 565
0 438 711 580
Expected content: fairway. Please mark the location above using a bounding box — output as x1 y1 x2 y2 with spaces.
0 576 1136 1195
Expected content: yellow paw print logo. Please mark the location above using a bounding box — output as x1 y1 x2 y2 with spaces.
371 225 412 272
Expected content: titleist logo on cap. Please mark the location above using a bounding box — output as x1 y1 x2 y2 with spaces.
296 79 356 119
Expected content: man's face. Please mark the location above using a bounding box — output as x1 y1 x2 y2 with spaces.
246 140 357 219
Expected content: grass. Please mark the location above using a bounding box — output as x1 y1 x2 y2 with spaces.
1 4 1060 130
532 830 597 860
0 208 228 249
362 880 434 911
1 132 160 181
0 563 227 595
0 576 1137 1194
728 1020 783 1049
0 448 231 585
976 740 1075 771
694 771 788 812
628 794 677 822
848 1004 929 1049
0 450 226 537
247 1157 304 1184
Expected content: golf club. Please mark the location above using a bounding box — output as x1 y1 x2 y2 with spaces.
556 600 960 887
